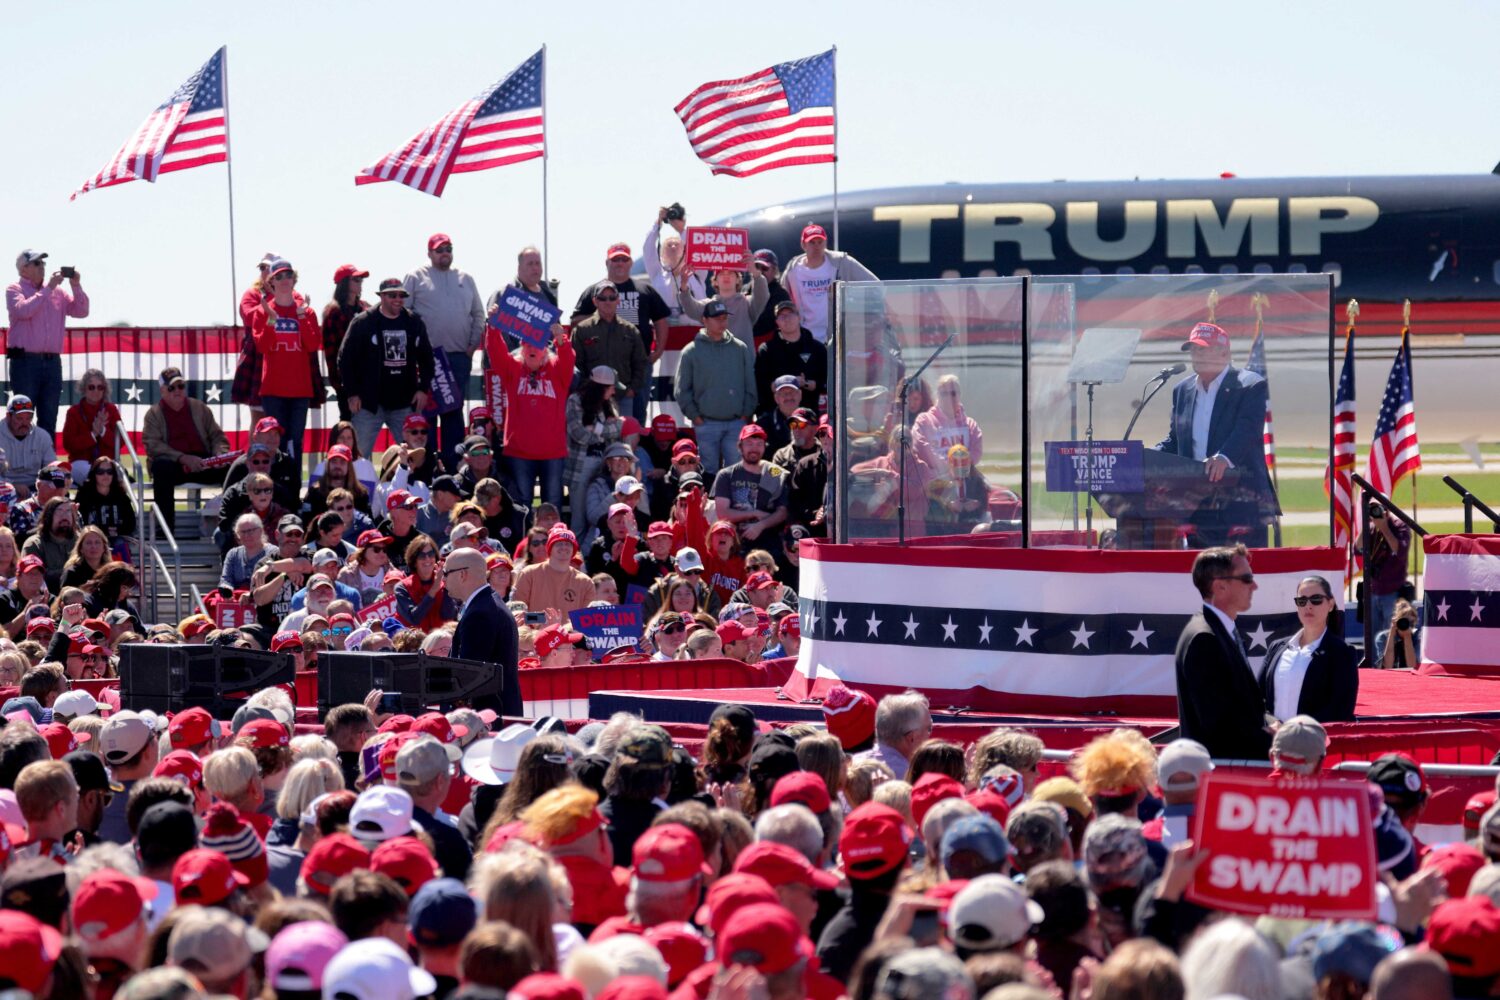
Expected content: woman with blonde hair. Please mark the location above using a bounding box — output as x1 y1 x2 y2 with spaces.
468 849 562 971
62 525 111 589
202 745 269 838
268 757 344 848
0 526 18 588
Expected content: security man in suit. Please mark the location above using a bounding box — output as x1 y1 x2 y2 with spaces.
1155 322 1279 547
1174 544 1274 760
444 547 521 717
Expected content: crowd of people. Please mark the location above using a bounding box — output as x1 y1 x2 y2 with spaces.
0 680 1481 998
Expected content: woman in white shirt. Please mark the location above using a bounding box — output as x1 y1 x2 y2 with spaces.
1258 575 1360 723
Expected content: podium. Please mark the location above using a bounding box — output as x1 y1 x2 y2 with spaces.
1097 450 1254 549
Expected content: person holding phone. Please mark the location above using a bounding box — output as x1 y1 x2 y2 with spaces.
6 249 90 437
1380 598 1422 671
1365 502 1411 657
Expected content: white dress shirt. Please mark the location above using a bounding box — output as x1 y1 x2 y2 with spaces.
1190 368 1230 462
1272 629 1325 721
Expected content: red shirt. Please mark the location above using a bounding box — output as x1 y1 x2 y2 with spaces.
558 854 629 928
488 329 573 460
62 400 122 464
162 401 207 459
252 301 322 398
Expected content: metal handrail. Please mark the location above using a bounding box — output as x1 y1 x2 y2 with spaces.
1442 475 1500 533
189 584 211 618
117 428 183 623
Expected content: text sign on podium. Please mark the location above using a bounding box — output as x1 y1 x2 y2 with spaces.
1044 440 1144 492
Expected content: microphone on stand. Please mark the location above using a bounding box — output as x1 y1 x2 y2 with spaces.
1152 363 1186 383
1123 365 1186 441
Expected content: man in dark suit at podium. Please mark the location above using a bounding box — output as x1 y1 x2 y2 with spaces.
444 548 521 717
1175 545 1273 760
1155 322 1278 547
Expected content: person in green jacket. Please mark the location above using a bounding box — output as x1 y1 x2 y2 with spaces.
673 301 757 477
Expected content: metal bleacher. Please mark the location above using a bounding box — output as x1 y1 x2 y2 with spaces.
118 429 217 625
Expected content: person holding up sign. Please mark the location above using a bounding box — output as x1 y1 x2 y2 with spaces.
488 319 571 511
1174 544 1273 761
678 250 768 347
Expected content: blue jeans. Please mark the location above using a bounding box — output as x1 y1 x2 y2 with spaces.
438 350 473 471
696 418 744 478
260 397 310 464
9 352 62 437
350 406 411 460
627 387 648 425
1369 590 1401 662
505 455 564 510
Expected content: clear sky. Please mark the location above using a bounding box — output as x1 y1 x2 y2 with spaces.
5 1 1496 325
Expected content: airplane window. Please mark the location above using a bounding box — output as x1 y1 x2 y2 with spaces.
1150 266 1170 278
977 268 998 278
1012 268 1032 277
1115 266 1135 275
1322 263 1343 287
1219 264 1239 275
940 269 961 279
1185 265 1205 275
1081 267 1101 283
1253 264 1273 274
1287 263 1307 273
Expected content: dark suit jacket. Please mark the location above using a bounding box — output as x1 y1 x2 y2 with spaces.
453 584 521 717
1156 366 1279 516
1174 607 1273 759
1258 631 1360 723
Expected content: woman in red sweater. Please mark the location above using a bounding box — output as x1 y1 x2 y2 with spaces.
61 368 122 483
487 321 572 511
251 259 324 464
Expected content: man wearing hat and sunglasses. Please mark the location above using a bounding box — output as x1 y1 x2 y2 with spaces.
7 249 89 438
403 235 486 469
1154 320 1280 547
340 279 436 458
570 242 671 424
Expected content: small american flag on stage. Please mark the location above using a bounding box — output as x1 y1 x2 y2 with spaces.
1368 328 1421 496
1328 328 1357 548
675 48 835 178
1244 322 1277 470
72 47 228 201
357 48 544 197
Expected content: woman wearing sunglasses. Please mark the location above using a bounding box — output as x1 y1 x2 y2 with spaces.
74 456 137 557
62 368 122 485
1258 575 1359 723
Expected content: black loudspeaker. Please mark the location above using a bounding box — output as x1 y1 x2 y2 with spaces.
317 651 500 717
118 644 295 716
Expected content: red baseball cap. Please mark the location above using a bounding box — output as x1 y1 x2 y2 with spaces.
840 803 912 880
695 872 779 937
301 833 372 896
357 529 394 548
1465 791 1497 836
72 869 158 941
605 242 632 261
732 841 838 891
535 624 586 661
0 910 63 993
412 711 468 750
646 521 674 540
428 233 453 251
333 264 370 283
738 423 767 442
651 414 677 442
671 439 698 459
180 616 214 639
770 771 830 814
512 974 587 1000
387 489 421 511
17 555 43 576
23 617 54 638
820 685 876 751
154 749 205 790
254 416 284 435
717 903 812 974
716 620 753 645
38 722 86 759
965 789 1013 828
1182 321 1230 351
1426 896 1500 978
1423 842 1487 898
911 773 965 831
620 417 644 439
271 630 303 653
379 731 419 781
326 444 354 462
633 823 709 883
800 224 828 244
402 413 430 431
169 706 219 748
708 520 737 539
744 571 777 592
780 614 800 639
643 923 708 988
239 718 290 750
173 848 251 906
370 836 440 897
597 977 669 1000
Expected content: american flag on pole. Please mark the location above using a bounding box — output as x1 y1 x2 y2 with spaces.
1367 328 1421 496
72 47 228 200
1244 322 1277 470
1327 328 1357 547
356 49 544 196
674 48 835 177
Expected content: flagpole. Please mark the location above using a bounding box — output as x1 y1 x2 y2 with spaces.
541 44 550 280
222 45 240 340
830 44 839 251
